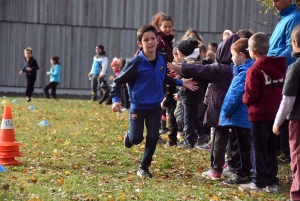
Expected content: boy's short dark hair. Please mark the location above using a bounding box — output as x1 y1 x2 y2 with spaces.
249 32 269 56
231 38 250 58
199 44 207 53
24 47 33 54
137 25 157 42
208 41 218 48
236 29 254 39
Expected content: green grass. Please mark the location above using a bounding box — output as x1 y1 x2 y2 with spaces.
0 96 292 200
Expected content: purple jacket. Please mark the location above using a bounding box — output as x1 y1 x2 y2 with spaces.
181 34 240 127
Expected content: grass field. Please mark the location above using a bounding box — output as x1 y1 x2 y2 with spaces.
0 96 292 201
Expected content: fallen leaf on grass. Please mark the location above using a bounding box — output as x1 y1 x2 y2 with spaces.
58 177 64 186
127 175 134 181
65 171 71 175
2 184 9 190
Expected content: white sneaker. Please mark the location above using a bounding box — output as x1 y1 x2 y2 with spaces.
222 166 237 178
266 184 278 193
238 182 265 192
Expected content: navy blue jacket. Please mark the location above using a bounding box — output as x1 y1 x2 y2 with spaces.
22 57 39 76
111 51 183 110
219 59 255 129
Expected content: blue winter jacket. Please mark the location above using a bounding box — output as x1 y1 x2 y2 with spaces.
50 64 62 83
110 51 183 110
268 4 300 69
219 59 255 129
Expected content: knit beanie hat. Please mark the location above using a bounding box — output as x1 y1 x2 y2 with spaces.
111 57 118 67
177 38 199 56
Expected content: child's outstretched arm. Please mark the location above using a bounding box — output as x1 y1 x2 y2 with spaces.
111 59 138 112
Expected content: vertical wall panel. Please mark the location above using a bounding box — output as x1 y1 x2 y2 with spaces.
0 0 280 90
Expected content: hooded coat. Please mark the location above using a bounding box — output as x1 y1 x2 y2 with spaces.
180 34 240 127
243 56 286 121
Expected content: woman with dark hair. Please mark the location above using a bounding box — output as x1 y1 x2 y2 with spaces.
43 56 62 99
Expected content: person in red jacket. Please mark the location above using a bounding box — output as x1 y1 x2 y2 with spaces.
239 32 286 192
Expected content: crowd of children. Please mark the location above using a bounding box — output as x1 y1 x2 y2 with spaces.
17 7 300 200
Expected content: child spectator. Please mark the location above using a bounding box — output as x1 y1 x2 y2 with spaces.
218 38 255 185
239 32 285 192
222 30 233 41
98 80 111 105
118 58 130 110
273 24 300 200
168 33 240 178
181 28 204 45
175 37 211 149
236 29 254 39
19 47 39 102
151 12 175 134
199 44 207 58
110 25 198 178
208 41 218 53
109 57 120 81
206 50 216 63
43 56 62 100
88 45 108 101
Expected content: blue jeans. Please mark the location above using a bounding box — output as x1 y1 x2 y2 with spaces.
128 106 161 168
183 104 202 145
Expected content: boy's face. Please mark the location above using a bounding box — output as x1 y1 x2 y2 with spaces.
248 41 256 60
231 50 244 66
176 49 186 60
173 54 180 63
137 31 158 54
24 51 32 59
200 50 207 58
208 45 217 53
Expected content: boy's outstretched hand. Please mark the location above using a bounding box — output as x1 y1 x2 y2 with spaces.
182 78 198 91
112 102 121 112
167 62 181 75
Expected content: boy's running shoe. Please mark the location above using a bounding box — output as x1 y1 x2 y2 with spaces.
137 166 152 178
196 135 209 146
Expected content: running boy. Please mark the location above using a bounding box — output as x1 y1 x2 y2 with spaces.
239 32 286 192
19 47 40 102
111 25 198 178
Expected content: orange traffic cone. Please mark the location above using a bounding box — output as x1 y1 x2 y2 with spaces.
0 106 23 165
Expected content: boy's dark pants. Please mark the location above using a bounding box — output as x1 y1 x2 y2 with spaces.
211 126 252 177
211 126 229 173
278 119 290 158
289 120 300 200
167 102 178 143
229 127 252 178
252 121 279 188
128 107 161 169
183 103 203 145
43 82 59 99
25 74 36 97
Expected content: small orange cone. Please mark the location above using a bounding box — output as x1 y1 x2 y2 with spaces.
0 106 23 165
